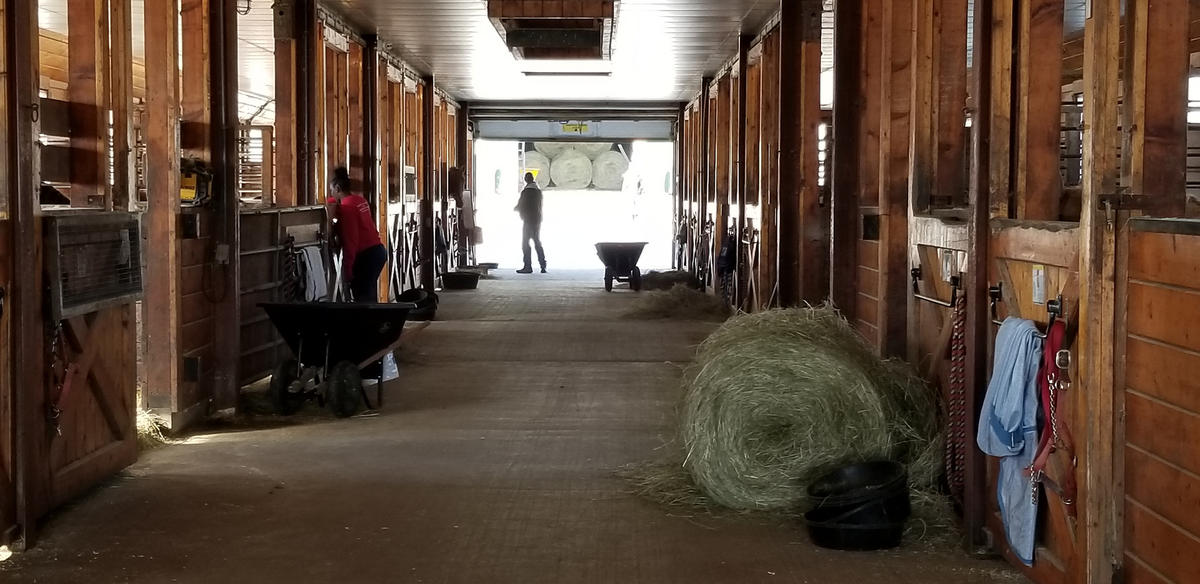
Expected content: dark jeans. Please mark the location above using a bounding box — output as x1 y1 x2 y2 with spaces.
522 220 546 269
350 244 387 303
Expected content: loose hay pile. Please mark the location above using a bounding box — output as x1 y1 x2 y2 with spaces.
641 270 703 291
628 306 943 516
624 284 730 321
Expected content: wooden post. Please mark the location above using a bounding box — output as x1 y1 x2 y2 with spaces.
274 0 300 207
110 0 136 211
1079 0 1120 580
143 0 182 415
8 0 46 546
878 0 913 358
934 0 968 207
181 0 212 161
1014 0 1064 220
348 41 365 191
67 0 111 207
456 102 470 269
210 0 241 411
963 0 993 550
420 77 436 292
1126 0 1189 217
362 36 378 206
736 36 751 307
778 0 825 306
697 77 711 284
857 0 882 342
909 0 936 213
988 0 1015 218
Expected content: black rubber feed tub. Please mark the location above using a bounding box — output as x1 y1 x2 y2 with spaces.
442 271 480 290
803 461 912 551
396 288 437 321
808 461 908 508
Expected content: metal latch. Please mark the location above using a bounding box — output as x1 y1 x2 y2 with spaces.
1099 189 1150 230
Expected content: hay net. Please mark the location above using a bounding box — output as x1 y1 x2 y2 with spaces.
678 306 943 512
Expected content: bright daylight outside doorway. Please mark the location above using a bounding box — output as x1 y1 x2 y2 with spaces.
473 140 676 273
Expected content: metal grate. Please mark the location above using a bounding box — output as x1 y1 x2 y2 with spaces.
46 213 144 320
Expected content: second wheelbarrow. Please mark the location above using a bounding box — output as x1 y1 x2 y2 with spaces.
595 242 648 292
259 301 417 418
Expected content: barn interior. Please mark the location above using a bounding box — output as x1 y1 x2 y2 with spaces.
2 0 1200 583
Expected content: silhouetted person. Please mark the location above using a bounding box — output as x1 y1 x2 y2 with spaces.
514 172 546 274
326 166 386 302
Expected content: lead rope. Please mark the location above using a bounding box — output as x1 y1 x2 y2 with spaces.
946 294 969 501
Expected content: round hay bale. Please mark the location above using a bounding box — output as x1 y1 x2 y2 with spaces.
534 142 572 159
575 142 614 160
592 150 630 191
680 307 942 511
523 151 551 189
549 149 593 190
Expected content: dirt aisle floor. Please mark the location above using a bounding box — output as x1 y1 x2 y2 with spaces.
0 271 1025 583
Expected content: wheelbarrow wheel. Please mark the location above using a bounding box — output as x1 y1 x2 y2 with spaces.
327 361 364 418
269 359 301 416
630 267 643 291
604 268 614 292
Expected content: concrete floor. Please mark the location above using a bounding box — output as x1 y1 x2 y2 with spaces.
1 270 1024 583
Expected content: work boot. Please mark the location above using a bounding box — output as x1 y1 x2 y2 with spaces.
516 266 533 274
540 265 547 274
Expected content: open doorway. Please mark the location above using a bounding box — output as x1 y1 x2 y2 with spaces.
473 140 675 271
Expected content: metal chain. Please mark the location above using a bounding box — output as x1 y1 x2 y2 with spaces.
47 320 66 435
946 294 969 500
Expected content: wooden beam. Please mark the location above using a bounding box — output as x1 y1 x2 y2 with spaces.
1079 0 1121 580
909 0 935 214
8 0 47 546
348 41 365 191
778 0 826 306
1014 0 1064 220
143 0 182 414
68 0 110 207
420 78 436 291
1127 0 1190 217
879 0 913 359
362 37 379 206
964 0 993 550
210 0 241 411
831 0 863 318
273 0 301 207
697 77 711 283
181 0 211 160
736 35 751 308
110 0 135 211
988 0 1015 218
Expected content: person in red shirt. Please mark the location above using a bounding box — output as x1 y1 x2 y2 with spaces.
326 166 386 302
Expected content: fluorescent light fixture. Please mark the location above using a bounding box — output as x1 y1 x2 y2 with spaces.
522 71 612 77
520 59 613 75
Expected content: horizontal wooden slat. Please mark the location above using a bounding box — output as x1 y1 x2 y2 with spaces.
1123 553 1171 584
1126 498 1200 584
856 294 878 325
1130 231 1200 291
1126 446 1200 541
1126 391 1200 477
41 145 72 183
857 266 879 297
181 292 212 326
1127 282 1200 353
181 265 205 296
989 219 1079 267
181 319 213 354
1126 336 1200 414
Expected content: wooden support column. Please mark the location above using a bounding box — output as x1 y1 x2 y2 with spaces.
348 42 365 191
143 0 182 415
878 0 913 358
697 78 711 282
1127 0 1189 216
988 0 1015 218
181 0 212 160
363 36 378 205
67 0 110 207
778 0 825 306
963 0 993 550
1014 0 1064 220
210 0 241 411
420 77 436 292
8 0 46 546
110 0 135 211
274 0 300 207
1079 0 1121 579
831 0 864 314
909 0 936 212
736 36 751 307
455 102 470 269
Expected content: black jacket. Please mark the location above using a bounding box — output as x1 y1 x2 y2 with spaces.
517 185 543 223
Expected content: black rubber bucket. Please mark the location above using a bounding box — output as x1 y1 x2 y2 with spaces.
397 288 438 321
807 461 909 509
443 271 481 290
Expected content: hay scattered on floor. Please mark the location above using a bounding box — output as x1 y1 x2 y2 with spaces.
625 306 947 525
623 284 730 321
641 270 703 291
136 410 177 450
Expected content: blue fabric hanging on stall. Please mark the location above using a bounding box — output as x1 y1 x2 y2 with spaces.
977 317 1043 566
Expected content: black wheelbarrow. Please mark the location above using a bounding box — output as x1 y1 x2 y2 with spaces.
259 302 417 418
595 242 648 292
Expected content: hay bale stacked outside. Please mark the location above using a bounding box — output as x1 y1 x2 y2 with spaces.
592 150 631 191
549 149 593 189
523 151 552 189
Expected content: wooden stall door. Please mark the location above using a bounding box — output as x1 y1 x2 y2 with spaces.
1118 219 1200 584
1 220 13 544
44 304 138 512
